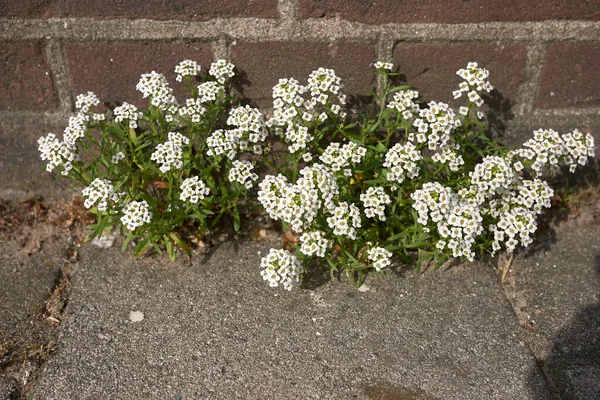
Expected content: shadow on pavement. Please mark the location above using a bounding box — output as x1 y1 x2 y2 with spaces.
529 255 600 399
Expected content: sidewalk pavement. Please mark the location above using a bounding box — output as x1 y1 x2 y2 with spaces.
0 207 596 399
29 236 553 400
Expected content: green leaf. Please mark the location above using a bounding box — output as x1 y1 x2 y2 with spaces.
233 205 241 232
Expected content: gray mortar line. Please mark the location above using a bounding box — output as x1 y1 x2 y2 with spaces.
512 44 547 126
278 0 299 23
45 39 73 112
212 36 229 59
0 111 71 130
2 19 600 42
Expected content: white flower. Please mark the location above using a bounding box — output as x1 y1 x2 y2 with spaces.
326 201 361 240
120 200 152 231
455 62 493 102
260 248 304 290
374 61 393 71
319 141 366 172
197 81 223 103
209 59 235 84
388 89 419 118
75 92 100 113
360 186 391 221
82 178 121 211
431 147 465 172
37 133 80 175
228 160 259 189
111 151 125 164
227 106 268 154
411 101 459 151
180 176 210 204
367 246 392 271
136 71 177 110
206 129 240 160
299 231 332 258
178 98 206 123
114 102 143 129
174 59 200 82
150 132 190 173
383 141 422 183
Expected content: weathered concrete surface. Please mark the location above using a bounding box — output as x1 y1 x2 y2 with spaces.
31 238 549 399
511 214 600 399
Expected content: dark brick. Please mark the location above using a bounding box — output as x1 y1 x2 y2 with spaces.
299 0 600 24
0 0 278 20
536 43 600 109
0 41 55 111
65 42 212 108
231 41 376 108
392 43 527 110
0 120 70 199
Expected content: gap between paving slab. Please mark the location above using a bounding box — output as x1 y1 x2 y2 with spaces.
30 238 549 399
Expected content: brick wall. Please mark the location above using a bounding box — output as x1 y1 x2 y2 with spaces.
1 0 599 198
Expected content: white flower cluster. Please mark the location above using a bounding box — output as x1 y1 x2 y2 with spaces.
209 59 235 84
111 151 125 164
260 248 304 291
366 246 392 271
37 133 80 175
299 230 332 258
63 114 89 148
374 61 393 71
489 208 537 254
326 201 362 240
469 156 517 198
319 141 366 174
174 59 200 82
258 164 339 233
435 200 483 261
151 131 190 173
487 179 554 254
360 186 391 221
508 128 595 176
561 129 595 172
411 182 453 226
81 178 120 211
257 175 319 233
120 200 152 231
75 92 100 113
206 129 239 159
136 71 177 109
412 101 460 151
227 105 268 155
297 163 339 212
383 141 422 184
431 147 465 172
178 98 206 123
114 102 143 129
387 89 420 120
412 183 483 261
228 160 259 189
197 81 223 103
453 62 493 106
180 176 210 204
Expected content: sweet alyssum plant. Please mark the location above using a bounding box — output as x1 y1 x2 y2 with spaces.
38 59 595 289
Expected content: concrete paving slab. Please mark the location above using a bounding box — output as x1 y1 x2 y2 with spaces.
31 239 550 399
511 218 600 399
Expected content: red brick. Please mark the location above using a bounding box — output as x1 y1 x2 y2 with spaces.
300 0 600 23
392 43 527 106
231 41 376 108
65 42 212 108
0 41 55 111
536 43 600 109
1 0 278 20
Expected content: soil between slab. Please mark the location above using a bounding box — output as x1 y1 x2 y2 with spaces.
30 239 549 399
